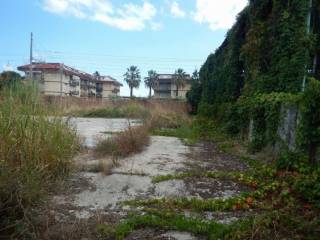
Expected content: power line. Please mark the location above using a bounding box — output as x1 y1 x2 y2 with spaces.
35 50 204 62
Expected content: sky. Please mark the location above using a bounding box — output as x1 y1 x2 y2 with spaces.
0 0 248 97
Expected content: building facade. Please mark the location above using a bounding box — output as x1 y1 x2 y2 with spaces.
153 74 191 99
17 63 122 98
95 76 122 98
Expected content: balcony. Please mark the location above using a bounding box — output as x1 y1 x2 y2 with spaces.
70 81 80 87
70 90 79 96
96 87 103 93
154 84 172 91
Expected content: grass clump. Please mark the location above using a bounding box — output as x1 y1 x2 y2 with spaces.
75 103 150 119
81 107 124 118
123 195 256 212
114 210 229 240
94 124 150 159
0 84 78 238
152 171 258 188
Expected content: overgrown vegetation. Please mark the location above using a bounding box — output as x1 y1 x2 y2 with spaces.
73 103 150 119
0 83 78 238
108 207 319 240
187 0 320 164
94 124 150 160
191 0 319 109
118 157 320 239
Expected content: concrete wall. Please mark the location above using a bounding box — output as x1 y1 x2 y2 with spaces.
248 104 299 153
42 72 70 96
277 105 299 151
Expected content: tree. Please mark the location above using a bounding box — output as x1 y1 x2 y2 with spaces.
144 70 158 98
124 66 141 97
187 70 202 114
93 71 100 80
0 71 22 90
172 68 187 97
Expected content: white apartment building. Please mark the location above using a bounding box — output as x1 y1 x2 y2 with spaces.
153 74 191 99
17 63 122 98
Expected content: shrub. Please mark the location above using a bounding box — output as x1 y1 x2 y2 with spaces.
298 78 320 165
293 166 320 205
148 112 190 130
94 125 150 159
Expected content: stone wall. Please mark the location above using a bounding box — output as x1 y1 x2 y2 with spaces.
277 105 299 151
248 104 299 153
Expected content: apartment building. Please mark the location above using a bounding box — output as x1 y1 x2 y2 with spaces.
17 63 122 98
153 74 191 99
95 76 122 98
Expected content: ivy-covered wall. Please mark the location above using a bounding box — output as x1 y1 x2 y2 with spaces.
195 0 319 108
187 0 320 164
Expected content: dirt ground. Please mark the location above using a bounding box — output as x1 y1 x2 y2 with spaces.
35 118 254 240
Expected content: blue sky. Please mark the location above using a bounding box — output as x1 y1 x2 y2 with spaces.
0 0 247 96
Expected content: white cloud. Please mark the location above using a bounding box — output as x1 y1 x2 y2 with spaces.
43 0 157 31
3 64 13 71
193 0 247 30
170 1 185 18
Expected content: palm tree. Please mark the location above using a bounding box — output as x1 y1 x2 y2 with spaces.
144 70 158 98
124 66 141 97
172 68 187 97
93 71 100 80
191 69 199 82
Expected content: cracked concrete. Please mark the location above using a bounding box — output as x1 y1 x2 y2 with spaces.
43 118 253 240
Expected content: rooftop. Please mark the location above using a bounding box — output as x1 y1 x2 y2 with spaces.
95 76 123 86
17 62 121 86
157 73 191 83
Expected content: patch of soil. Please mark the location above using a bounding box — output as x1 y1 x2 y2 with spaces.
186 142 249 173
184 177 252 199
51 172 96 197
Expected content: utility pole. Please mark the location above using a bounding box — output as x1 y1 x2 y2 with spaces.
29 32 33 81
302 0 313 92
60 63 63 97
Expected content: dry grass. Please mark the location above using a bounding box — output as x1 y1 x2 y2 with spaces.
98 158 114 175
0 84 79 238
94 124 150 161
45 96 188 118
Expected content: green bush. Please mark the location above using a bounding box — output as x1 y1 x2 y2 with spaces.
298 78 320 165
293 167 320 205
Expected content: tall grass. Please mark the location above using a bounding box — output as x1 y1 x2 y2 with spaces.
0 83 78 238
75 103 150 119
94 125 150 159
